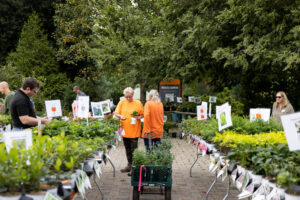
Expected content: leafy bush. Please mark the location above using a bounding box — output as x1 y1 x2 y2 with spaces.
33 118 119 143
0 114 12 126
133 138 173 166
227 144 300 187
0 133 102 192
212 131 287 148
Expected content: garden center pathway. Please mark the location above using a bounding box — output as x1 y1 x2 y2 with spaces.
82 138 240 200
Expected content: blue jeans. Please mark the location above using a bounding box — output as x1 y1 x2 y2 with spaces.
144 138 161 151
12 127 23 131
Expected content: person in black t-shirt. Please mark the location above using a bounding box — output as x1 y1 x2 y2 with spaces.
10 77 51 130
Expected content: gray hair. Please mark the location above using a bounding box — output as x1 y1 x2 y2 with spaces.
148 89 161 102
123 87 134 95
0 81 9 88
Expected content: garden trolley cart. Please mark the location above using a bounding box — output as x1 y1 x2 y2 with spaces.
131 165 172 200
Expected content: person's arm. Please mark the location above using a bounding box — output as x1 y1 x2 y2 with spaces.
19 116 51 126
114 101 126 120
113 112 126 120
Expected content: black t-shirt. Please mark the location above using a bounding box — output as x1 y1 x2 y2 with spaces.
10 89 36 129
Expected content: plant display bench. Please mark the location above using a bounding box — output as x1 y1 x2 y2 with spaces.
131 165 172 200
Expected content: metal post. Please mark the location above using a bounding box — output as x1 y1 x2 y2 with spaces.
205 170 218 200
222 176 231 200
93 174 104 200
190 150 200 177
106 153 115 177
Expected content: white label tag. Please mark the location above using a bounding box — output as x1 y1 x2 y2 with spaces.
94 161 101 178
44 192 62 200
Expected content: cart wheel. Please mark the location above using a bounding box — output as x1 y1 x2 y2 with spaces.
133 186 140 200
165 186 171 200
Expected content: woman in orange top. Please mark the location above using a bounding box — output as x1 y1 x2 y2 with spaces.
142 89 164 151
114 87 143 175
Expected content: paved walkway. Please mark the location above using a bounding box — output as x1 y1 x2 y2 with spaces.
83 138 240 200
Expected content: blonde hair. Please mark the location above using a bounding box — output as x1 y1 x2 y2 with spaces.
148 89 161 102
123 87 134 95
275 91 290 107
0 81 8 88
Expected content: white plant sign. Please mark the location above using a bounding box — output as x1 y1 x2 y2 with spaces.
91 102 104 118
197 102 208 120
101 99 111 114
78 96 90 119
45 100 62 118
177 97 182 103
72 100 78 118
216 102 232 131
249 108 270 122
195 97 201 104
281 112 300 151
3 130 32 152
188 96 195 102
209 96 217 103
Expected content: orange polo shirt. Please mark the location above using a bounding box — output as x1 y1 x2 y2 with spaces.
115 99 144 138
142 100 164 139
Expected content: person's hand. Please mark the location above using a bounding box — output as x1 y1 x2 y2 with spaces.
120 115 126 120
42 117 51 124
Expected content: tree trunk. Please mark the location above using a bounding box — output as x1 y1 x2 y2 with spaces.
140 83 148 105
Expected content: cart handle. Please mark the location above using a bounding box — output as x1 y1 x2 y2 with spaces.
138 165 147 192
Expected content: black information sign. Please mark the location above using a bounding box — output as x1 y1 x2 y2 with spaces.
160 85 180 102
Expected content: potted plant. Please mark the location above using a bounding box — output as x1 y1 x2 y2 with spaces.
131 111 139 124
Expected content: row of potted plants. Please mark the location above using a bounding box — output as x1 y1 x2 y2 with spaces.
0 118 119 195
181 117 300 198
179 115 282 140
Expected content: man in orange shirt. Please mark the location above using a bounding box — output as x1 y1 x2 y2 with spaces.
114 87 143 175
142 89 164 151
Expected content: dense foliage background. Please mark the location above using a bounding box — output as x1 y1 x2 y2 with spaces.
0 0 299 113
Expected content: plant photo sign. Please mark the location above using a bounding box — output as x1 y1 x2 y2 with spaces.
100 99 111 114
91 102 104 118
176 97 182 103
216 102 232 131
45 100 62 118
188 96 195 102
78 96 90 119
249 108 270 122
3 130 32 152
197 102 207 120
281 112 300 151
209 96 217 103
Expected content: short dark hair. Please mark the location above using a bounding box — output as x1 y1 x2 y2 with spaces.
22 77 40 90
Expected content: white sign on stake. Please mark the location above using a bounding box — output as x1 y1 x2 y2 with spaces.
195 97 201 104
177 97 182 103
3 130 32 152
91 102 104 118
249 108 270 122
281 112 300 151
216 102 232 131
78 96 90 119
45 100 62 118
101 99 111 114
209 96 217 103
197 102 208 120
188 96 195 102
72 100 78 118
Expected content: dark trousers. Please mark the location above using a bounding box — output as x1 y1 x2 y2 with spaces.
123 137 139 165
144 138 161 151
